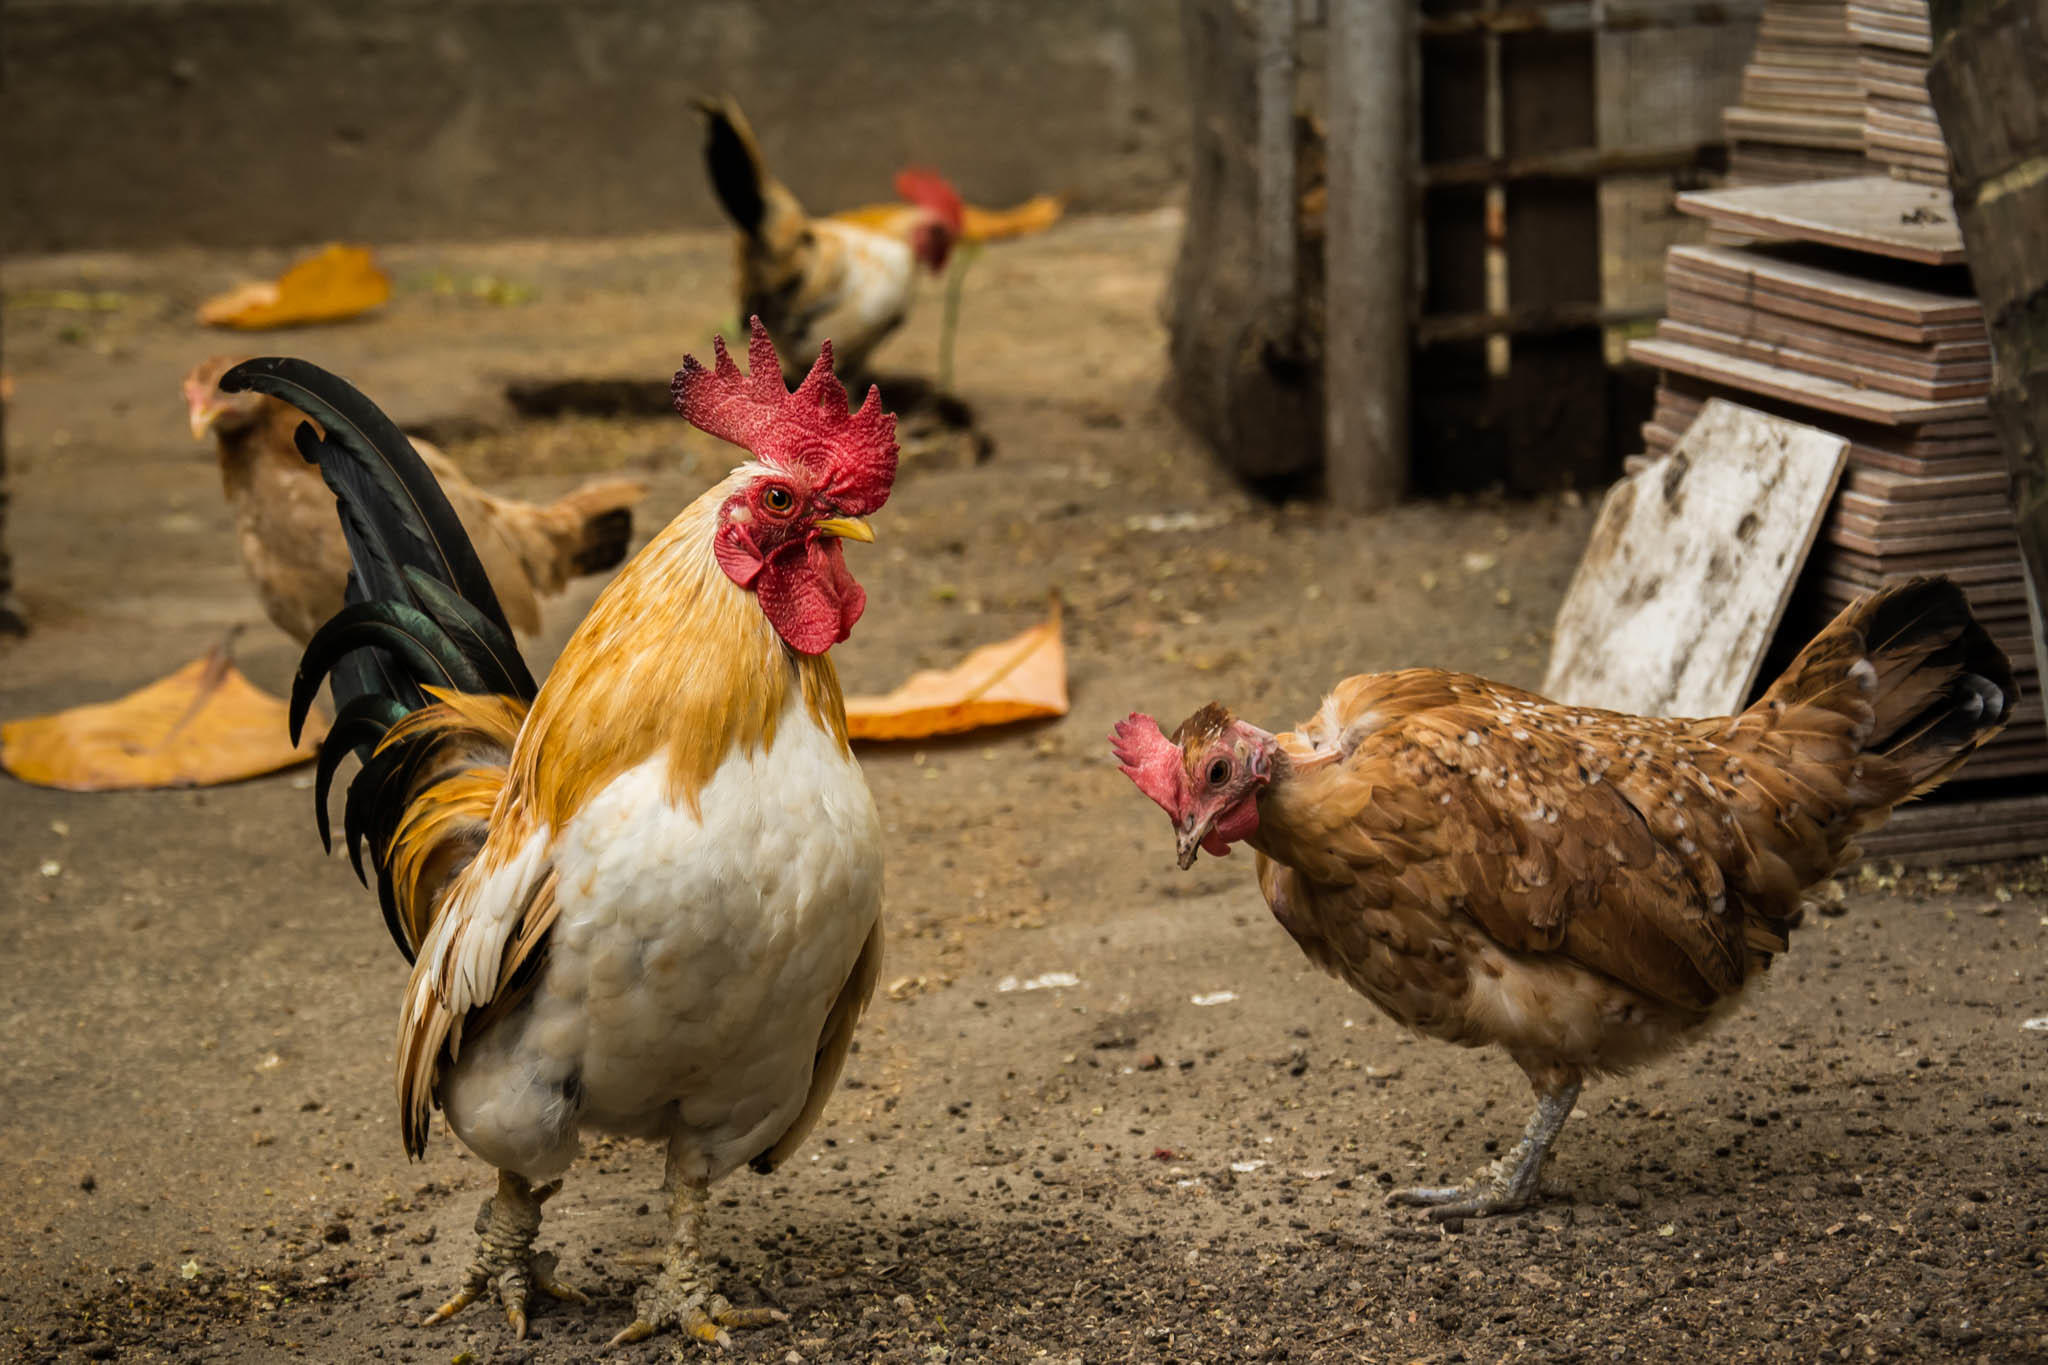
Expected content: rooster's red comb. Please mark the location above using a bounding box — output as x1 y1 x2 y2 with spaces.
672 317 899 516
1111 712 1187 818
894 166 966 237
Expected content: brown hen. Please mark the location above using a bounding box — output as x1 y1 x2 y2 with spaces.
1113 579 2014 1218
183 355 647 642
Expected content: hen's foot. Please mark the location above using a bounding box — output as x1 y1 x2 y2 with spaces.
1386 1178 1542 1220
1387 1076 1580 1223
424 1171 588 1338
606 1261 786 1349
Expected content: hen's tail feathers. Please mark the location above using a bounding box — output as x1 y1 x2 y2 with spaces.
219 359 539 962
1754 576 2016 801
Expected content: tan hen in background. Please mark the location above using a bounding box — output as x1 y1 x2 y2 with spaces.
184 355 647 642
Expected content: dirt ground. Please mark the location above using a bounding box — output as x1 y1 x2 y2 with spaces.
3 212 2046 1365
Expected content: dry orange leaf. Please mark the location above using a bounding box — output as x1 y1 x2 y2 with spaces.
961 194 1066 243
846 600 1067 741
197 243 391 330
2 647 326 791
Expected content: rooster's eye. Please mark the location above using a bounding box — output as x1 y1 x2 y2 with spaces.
762 486 795 515
1207 759 1230 786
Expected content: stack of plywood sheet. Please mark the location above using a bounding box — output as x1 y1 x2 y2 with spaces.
1724 1 1873 185
1627 176 2048 858
1847 1 1949 185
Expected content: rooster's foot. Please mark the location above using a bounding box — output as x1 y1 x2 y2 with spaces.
1387 1076 1581 1222
607 1270 786 1349
423 1171 587 1338
608 1161 785 1348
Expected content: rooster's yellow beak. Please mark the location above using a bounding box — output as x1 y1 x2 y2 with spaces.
816 516 875 544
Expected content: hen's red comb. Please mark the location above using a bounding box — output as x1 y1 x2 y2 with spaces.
672 317 899 516
894 166 966 237
1111 712 1187 818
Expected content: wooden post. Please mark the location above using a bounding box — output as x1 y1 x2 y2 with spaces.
1253 0 1298 347
1323 0 1412 511
1926 0 2048 685
0 298 22 637
1166 0 1322 483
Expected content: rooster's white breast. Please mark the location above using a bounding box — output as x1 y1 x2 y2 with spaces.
439 693 883 1185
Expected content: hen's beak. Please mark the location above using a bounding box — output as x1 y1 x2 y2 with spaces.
816 516 876 543
187 390 222 441
1174 816 1213 871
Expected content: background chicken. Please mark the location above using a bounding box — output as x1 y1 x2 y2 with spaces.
184 355 647 642
697 95 964 382
225 320 895 1343
1113 579 2014 1219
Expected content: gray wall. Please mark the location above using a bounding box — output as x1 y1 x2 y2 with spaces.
1 0 1186 252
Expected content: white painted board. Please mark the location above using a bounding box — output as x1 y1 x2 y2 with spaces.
1543 398 1849 718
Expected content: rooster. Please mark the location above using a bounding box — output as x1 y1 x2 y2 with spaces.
184 355 646 643
221 319 895 1343
1113 580 2013 1219
696 95 964 382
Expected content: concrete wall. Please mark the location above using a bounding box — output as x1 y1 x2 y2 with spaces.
1 0 1186 252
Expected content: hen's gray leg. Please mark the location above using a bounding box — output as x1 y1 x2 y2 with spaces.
1388 1076 1582 1220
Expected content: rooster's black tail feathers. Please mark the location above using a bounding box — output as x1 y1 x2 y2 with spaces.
219 360 538 951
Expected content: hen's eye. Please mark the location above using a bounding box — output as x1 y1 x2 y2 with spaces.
762 486 795 515
1207 759 1230 786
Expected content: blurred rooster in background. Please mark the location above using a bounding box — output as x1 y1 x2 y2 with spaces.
696 95 1063 384
697 95 961 382
225 318 895 1344
185 355 645 642
1114 579 2012 1219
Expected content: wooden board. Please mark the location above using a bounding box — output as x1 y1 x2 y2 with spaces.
1651 375 1999 451
1629 337 1985 425
1724 107 1869 151
1845 466 2012 500
1728 143 1874 185
1826 543 2023 575
1675 176 1966 264
1545 400 1849 718
1831 503 2017 537
1856 794 2048 866
1665 291 1988 363
1668 244 1980 326
1665 270 1978 346
1654 320 1989 400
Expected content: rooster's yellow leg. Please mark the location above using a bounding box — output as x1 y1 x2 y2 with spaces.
608 1143 787 1349
424 1169 587 1338
1388 1076 1582 1220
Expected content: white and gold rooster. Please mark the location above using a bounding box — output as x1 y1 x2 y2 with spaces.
224 320 896 1345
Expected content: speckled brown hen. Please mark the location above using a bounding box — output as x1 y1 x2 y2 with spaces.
1112 579 2014 1218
